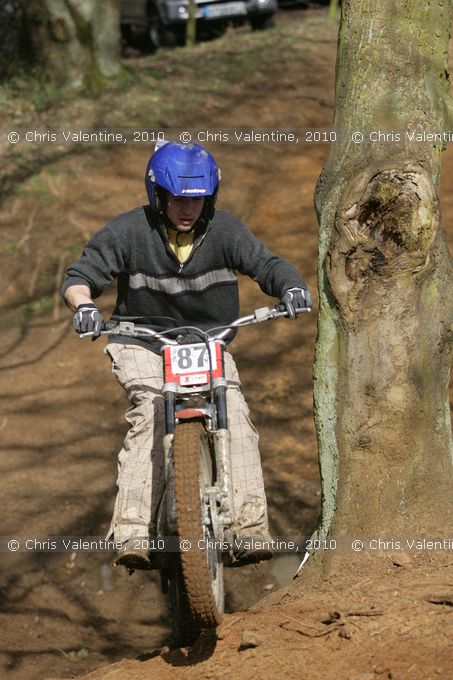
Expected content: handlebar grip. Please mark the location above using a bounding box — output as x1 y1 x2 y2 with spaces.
273 303 311 317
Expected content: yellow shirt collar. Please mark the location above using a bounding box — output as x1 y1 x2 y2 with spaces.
166 227 195 264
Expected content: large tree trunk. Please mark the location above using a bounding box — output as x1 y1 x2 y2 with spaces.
311 0 453 566
24 0 122 91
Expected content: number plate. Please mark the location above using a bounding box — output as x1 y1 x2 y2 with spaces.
202 2 247 19
170 343 216 374
163 341 224 387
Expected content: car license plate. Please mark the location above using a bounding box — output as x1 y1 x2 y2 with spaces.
203 2 247 19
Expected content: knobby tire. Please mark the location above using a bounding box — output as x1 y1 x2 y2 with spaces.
172 420 223 630
168 559 200 647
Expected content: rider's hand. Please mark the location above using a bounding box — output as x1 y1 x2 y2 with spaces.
281 287 312 319
73 303 103 339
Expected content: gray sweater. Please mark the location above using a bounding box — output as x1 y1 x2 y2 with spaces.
61 206 307 351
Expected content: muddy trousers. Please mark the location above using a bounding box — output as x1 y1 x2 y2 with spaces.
104 343 271 545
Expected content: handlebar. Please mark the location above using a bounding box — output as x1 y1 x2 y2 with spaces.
79 303 311 344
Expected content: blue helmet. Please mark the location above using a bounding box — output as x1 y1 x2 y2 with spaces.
145 141 220 220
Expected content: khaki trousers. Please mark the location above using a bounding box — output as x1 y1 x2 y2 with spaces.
104 343 270 544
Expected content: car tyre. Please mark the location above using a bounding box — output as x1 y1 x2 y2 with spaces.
249 12 275 30
148 6 179 50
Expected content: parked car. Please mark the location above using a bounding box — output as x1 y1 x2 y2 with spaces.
121 0 277 49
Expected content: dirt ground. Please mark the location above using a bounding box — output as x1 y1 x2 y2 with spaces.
1 7 453 680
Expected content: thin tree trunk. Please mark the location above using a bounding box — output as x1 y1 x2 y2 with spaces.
186 0 197 48
311 0 453 568
328 0 338 20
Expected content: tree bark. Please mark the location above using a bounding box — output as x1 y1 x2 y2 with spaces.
311 0 453 563
23 0 122 91
186 0 197 48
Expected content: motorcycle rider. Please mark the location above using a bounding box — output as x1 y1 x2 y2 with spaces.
62 141 312 571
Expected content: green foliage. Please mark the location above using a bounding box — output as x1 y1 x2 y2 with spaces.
20 295 55 319
2 64 62 112
68 648 89 662
15 176 57 207
5 241 19 254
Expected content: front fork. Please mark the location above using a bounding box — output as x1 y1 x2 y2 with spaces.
211 428 235 535
164 384 228 434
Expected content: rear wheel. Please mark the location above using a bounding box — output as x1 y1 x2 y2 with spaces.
172 420 224 633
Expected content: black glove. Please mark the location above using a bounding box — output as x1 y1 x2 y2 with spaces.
281 287 312 319
73 303 103 338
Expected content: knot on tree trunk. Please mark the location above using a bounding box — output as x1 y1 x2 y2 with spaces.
50 18 71 42
327 161 439 317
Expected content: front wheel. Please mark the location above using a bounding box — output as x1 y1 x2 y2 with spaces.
167 561 201 646
172 420 224 633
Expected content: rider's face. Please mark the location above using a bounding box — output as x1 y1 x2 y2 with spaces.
166 194 205 232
